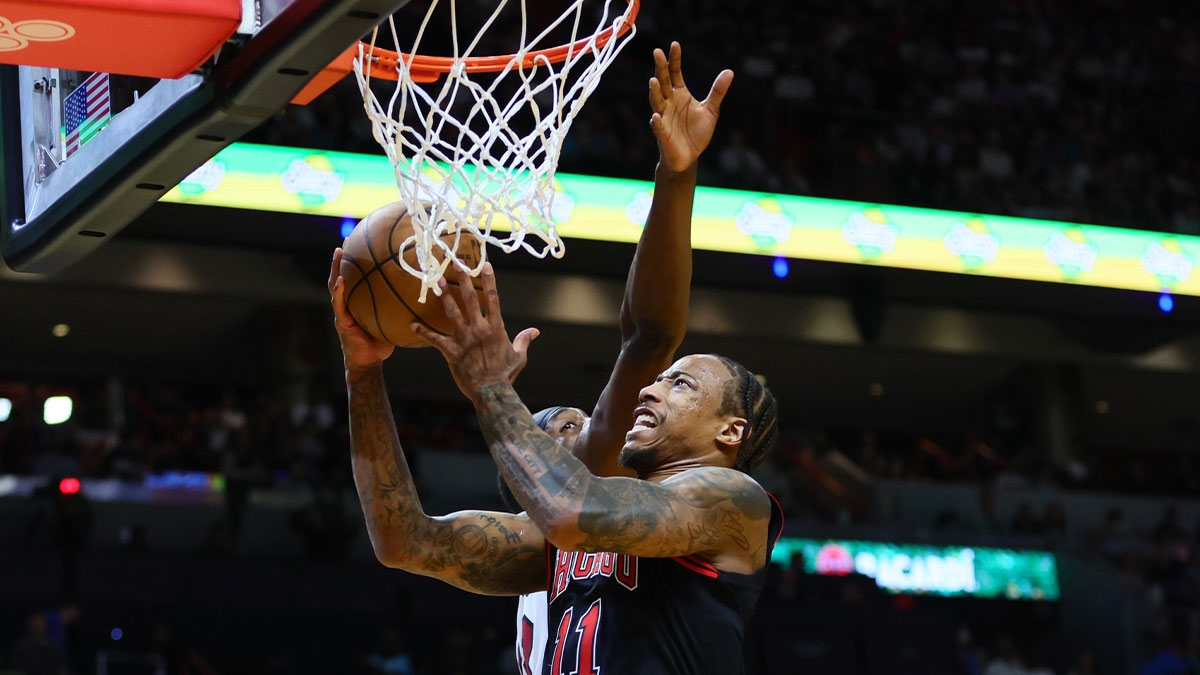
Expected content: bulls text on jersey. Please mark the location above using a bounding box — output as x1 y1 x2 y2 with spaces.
550 551 638 602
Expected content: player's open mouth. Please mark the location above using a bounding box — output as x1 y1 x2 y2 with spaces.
632 408 658 429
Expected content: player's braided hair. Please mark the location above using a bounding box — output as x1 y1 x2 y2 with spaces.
713 355 779 472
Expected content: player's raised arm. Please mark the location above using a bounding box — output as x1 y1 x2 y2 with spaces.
417 266 778 574
573 43 734 478
330 249 547 596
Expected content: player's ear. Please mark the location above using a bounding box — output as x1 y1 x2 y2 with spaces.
716 417 747 448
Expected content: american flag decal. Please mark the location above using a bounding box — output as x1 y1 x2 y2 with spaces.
64 72 111 157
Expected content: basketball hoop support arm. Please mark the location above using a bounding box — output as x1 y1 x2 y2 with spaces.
1 0 414 274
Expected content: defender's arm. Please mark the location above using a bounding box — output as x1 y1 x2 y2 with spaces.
573 43 733 477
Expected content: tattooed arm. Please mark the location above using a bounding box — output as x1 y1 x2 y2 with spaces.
474 382 772 574
413 263 771 573
346 366 547 595
330 248 546 597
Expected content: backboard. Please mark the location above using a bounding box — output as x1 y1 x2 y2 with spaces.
0 0 412 274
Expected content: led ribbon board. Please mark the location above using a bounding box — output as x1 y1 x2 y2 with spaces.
162 143 1200 295
773 537 1059 601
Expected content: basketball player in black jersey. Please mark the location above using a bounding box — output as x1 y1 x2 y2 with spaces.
408 264 783 675
329 45 781 675
501 41 726 674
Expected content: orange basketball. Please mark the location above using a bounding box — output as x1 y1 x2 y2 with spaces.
339 202 486 348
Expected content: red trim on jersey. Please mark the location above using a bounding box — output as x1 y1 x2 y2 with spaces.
518 616 535 675
672 554 720 578
766 491 786 547
545 541 555 593
670 494 783 580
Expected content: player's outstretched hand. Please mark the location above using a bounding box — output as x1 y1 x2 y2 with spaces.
648 41 733 173
413 263 539 401
329 247 395 375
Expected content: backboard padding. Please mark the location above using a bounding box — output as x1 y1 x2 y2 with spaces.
1 0 414 274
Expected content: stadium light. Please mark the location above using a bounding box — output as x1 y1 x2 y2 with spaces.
58 477 81 496
772 256 789 279
43 396 73 425
0 398 10 422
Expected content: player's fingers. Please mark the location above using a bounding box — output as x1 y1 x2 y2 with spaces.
479 263 504 328
652 48 671 99
512 327 540 356
509 327 540 382
330 276 351 320
668 42 685 90
452 264 483 320
330 278 362 334
704 69 735 114
648 77 666 112
436 277 466 327
412 324 455 356
328 247 343 296
649 112 665 137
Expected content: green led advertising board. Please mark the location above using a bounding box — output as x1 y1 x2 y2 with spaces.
771 538 1059 601
162 143 1200 296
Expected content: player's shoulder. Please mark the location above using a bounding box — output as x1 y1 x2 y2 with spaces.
663 466 771 519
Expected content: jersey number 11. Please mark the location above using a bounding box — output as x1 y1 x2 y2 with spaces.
547 599 602 675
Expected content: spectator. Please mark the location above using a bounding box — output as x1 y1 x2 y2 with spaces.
1066 651 1097 675
290 470 356 560
984 636 1029 675
8 611 68 675
148 623 218 675
1043 502 1068 540
1137 623 1191 675
717 129 769 189
1011 502 1043 535
364 627 414 675
1153 506 1188 545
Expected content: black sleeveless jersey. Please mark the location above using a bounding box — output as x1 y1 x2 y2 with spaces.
539 496 784 675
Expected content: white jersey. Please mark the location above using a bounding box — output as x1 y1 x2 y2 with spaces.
515 590 548 675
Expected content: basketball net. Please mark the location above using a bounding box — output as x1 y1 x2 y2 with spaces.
354 0 638 301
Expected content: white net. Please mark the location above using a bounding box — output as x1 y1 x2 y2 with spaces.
354 0 638 301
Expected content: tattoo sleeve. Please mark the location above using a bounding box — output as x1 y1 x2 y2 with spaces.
347 366 546 595
474 382 772 565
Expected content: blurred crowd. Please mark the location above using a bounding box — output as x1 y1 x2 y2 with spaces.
250 0 1200 235
0 380 487 490
5 376 1199 501
6 377 1200 673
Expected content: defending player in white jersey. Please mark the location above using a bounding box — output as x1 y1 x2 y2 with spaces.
495 43 733 674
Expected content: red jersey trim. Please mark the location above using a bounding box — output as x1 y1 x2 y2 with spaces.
545 541 555 593
672 554 720 579
766 491 786 547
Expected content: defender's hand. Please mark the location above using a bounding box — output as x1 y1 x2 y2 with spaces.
648 42 734 173
413 263 539 402
329 247 395 376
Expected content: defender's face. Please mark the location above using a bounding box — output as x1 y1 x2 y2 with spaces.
620 354 736 472
544 407 588 452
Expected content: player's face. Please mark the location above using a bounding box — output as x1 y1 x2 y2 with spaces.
545 407 588 452
620 354 735 472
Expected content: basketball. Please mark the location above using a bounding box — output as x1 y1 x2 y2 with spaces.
339 202 486 348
